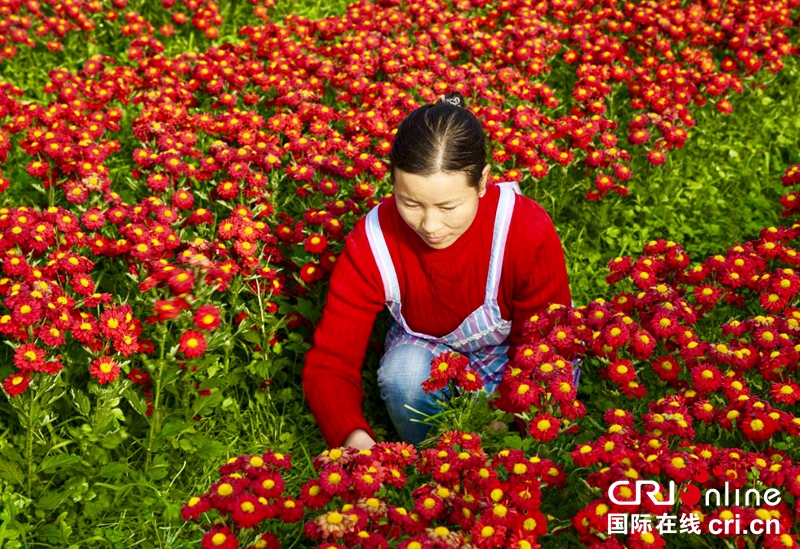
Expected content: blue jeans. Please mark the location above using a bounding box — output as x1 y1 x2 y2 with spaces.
377 342 451 447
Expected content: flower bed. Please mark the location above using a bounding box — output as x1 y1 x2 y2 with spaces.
185 164 800 548
0 0 798 546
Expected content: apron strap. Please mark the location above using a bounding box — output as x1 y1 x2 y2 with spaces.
484 181 520 306
364 203 401 304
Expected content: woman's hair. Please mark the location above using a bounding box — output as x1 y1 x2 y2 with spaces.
388 91 487 188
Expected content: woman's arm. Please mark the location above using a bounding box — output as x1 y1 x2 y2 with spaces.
301 221 386 448
506 198 572 349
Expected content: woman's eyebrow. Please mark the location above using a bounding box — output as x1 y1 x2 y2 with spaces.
396 194 460 206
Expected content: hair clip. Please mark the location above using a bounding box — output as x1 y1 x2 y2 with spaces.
440 94 461 107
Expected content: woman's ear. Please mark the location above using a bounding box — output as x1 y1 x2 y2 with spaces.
478 164 490 197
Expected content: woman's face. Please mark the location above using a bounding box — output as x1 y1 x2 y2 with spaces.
392 165 490 249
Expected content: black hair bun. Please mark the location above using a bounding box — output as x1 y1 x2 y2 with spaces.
440 91 466 108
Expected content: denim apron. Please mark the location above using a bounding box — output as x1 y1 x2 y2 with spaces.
364 181 523 393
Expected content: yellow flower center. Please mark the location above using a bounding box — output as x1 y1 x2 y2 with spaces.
327 511 343 525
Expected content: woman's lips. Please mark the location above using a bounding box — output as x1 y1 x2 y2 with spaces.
425 235 445 244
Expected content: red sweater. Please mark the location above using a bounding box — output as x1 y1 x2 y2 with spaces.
301 183 572 447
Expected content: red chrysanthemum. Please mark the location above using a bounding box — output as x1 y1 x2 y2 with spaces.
304 233 328 254
201 526 238 549
690 364 723 393
528 413 560 442
89 356 121 384
457 367 484 392
771 382 800 405
181 495 212 522
318 466 348 496
277 497 305 523
299 262 323 284
230 493 267 529
470 520 507 549
167 269 195 295
194 305 221 331
608 359 637 385
507 379 541 410
3 372 30 396
422 351 469 394
630 330 656 359
153 299 188 322
128 368 150 386
298 479 332 509
14 343 47 372
740 413 779 443
179 330 208 358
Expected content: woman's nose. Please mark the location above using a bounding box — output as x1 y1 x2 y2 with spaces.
419 211 442 234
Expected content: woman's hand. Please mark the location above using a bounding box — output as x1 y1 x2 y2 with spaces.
344 429 376 450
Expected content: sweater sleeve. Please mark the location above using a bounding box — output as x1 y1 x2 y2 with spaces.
301 219 386 448
506 198 572 350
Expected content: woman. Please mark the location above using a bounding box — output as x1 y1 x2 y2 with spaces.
302 92 572 450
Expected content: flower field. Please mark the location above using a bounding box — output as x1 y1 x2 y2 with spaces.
0 0 799 547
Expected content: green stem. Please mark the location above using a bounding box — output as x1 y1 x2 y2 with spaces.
145 328 168 473
183 366 192 424
48 170 55 208
26 391 34 499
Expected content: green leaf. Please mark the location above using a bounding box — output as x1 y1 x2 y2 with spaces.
191 391 224 417
160 364 184 388
90 385 123 434
83 498 108 519
98 461 128 479
37 524 62 543
71 389 92 416
122 387 148 417
197 377 225 391
162 502 182 525
0 461 25 486
503 435 523 450
37 491 68 511
0 445 24 464
159 419 194 438
246 359 272 378
193 436 227 460
148 456 170 482
99 430 128 451
294 297 319 321
38 454 81 474
179 439 196 452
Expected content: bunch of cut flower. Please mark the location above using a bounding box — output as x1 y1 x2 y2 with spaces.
422 351 485 395
413 350 518 445
184 430 567 549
